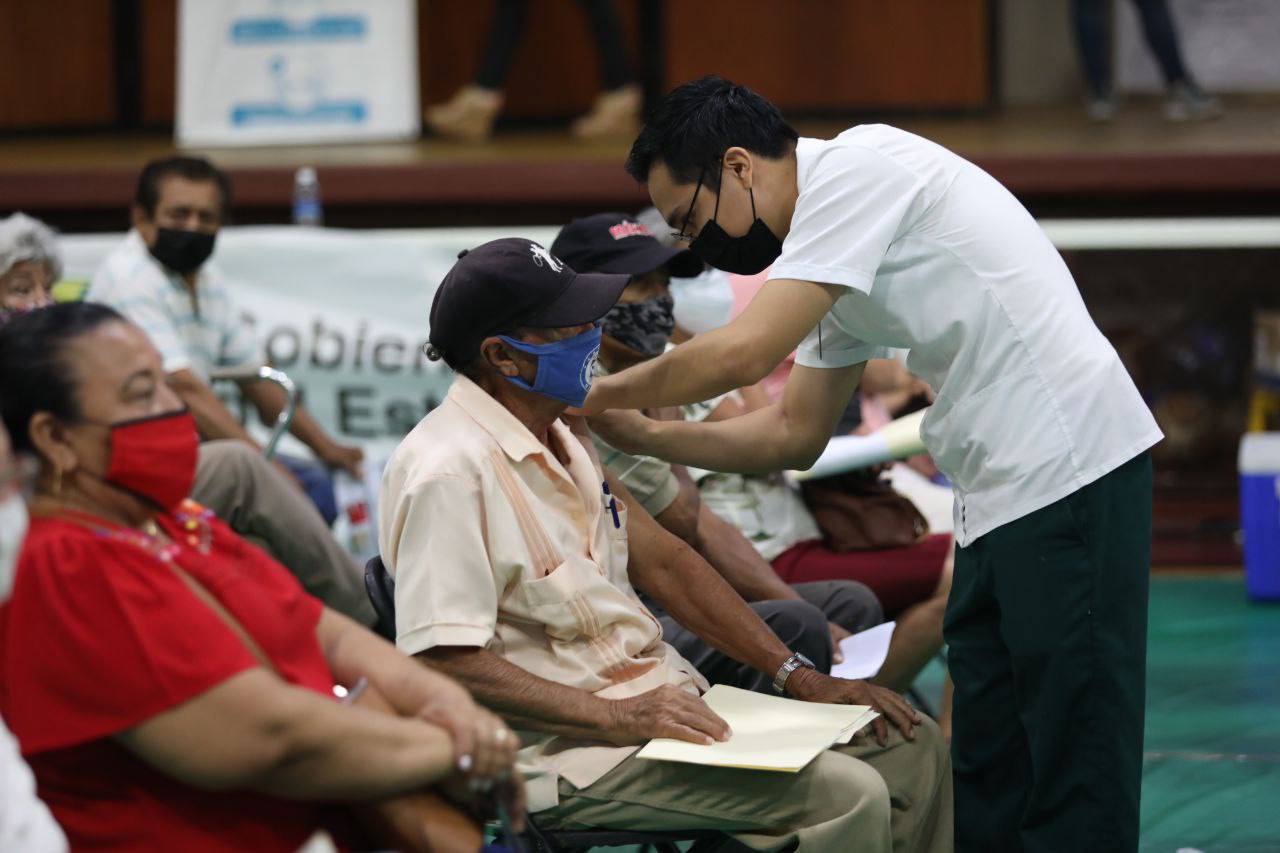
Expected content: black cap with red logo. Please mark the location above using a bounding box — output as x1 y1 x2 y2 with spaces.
550 213 704 279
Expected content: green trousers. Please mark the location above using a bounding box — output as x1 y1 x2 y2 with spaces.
945 452 1152 852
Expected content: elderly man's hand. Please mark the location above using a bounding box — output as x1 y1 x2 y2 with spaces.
604 684 732 746
784 668 921 746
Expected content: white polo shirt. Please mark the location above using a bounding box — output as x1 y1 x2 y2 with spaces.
772 126 1162 546
87 231 259 381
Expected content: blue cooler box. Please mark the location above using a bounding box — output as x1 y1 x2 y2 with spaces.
1240 433 1280 601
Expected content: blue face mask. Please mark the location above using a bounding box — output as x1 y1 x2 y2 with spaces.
498 326 602 408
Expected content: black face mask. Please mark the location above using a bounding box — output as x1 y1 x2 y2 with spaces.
687 167 783 276
602 294 676 357
149 228 217 275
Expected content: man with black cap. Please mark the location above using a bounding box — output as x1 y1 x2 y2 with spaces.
378 238 951 851
551 213 886 694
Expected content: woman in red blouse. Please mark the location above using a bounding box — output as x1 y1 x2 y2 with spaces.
0 303 521 851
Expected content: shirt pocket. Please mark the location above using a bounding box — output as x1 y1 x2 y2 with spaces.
921 367 1068 496
606 498 630 584
606 498 629 541
519 552 639 644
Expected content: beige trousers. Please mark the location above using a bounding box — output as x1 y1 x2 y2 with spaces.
192 440 377 626
538 716 952 852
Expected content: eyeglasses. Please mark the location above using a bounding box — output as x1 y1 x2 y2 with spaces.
669 164 711 243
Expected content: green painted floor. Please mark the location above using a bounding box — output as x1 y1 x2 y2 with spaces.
1140 575 1280 851
916 574 1280 852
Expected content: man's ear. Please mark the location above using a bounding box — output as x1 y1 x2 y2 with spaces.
27 412 80 477
130 205 153 238
479 336 523 378
722 147 754 189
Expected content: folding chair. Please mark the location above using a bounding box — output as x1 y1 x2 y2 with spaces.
208 365 299 460
362 555 397 642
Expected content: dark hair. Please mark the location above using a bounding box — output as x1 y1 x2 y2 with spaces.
134 156 233 220
625 76 799 192
0 302 126 453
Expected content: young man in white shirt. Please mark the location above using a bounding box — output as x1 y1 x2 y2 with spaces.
585 75 1162 852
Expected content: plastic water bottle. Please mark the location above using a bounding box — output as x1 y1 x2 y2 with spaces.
333 472 376 561
292 166 323 226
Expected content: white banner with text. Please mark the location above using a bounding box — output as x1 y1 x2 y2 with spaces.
58 226 559 460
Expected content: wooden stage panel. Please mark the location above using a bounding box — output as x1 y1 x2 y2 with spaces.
664 0 990 111
0 0 116 129
141 0 178 128
3 102 1280 227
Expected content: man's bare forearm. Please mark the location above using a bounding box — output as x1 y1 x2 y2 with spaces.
422 647 615 742
240 380 336 457
589 326 761 410
168 370 260 446
615 362 866 474
695 504 801 603
635 538 792 677
584 279 842 413
636 406 822 474
652 475 702 548
615 478 792 678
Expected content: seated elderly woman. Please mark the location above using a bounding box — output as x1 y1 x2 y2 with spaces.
0 303 522 851
0 213 58 315
0 211 376 626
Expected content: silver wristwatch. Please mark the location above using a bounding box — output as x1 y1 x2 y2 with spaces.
773 651 816 694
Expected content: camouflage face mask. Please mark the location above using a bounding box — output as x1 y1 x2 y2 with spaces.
601 294 676 357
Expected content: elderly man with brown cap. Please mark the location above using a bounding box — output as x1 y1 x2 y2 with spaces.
378 238 951 851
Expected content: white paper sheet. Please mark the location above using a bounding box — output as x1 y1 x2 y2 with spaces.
830 621 897 682
834 709 884 744
791 409 928 482
637 684 877 772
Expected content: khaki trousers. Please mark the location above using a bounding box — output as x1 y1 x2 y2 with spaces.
192 441 377 626
538 716 952 852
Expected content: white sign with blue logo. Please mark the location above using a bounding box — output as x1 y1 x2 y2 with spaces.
177 0 419 146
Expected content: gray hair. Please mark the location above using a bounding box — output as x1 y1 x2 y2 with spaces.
0 213 63 283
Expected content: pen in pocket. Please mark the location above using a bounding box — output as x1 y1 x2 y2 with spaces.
602 480 621 529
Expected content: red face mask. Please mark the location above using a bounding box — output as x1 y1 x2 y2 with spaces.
102 410 199 512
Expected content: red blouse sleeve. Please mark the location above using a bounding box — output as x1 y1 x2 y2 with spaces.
0 521 259 755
